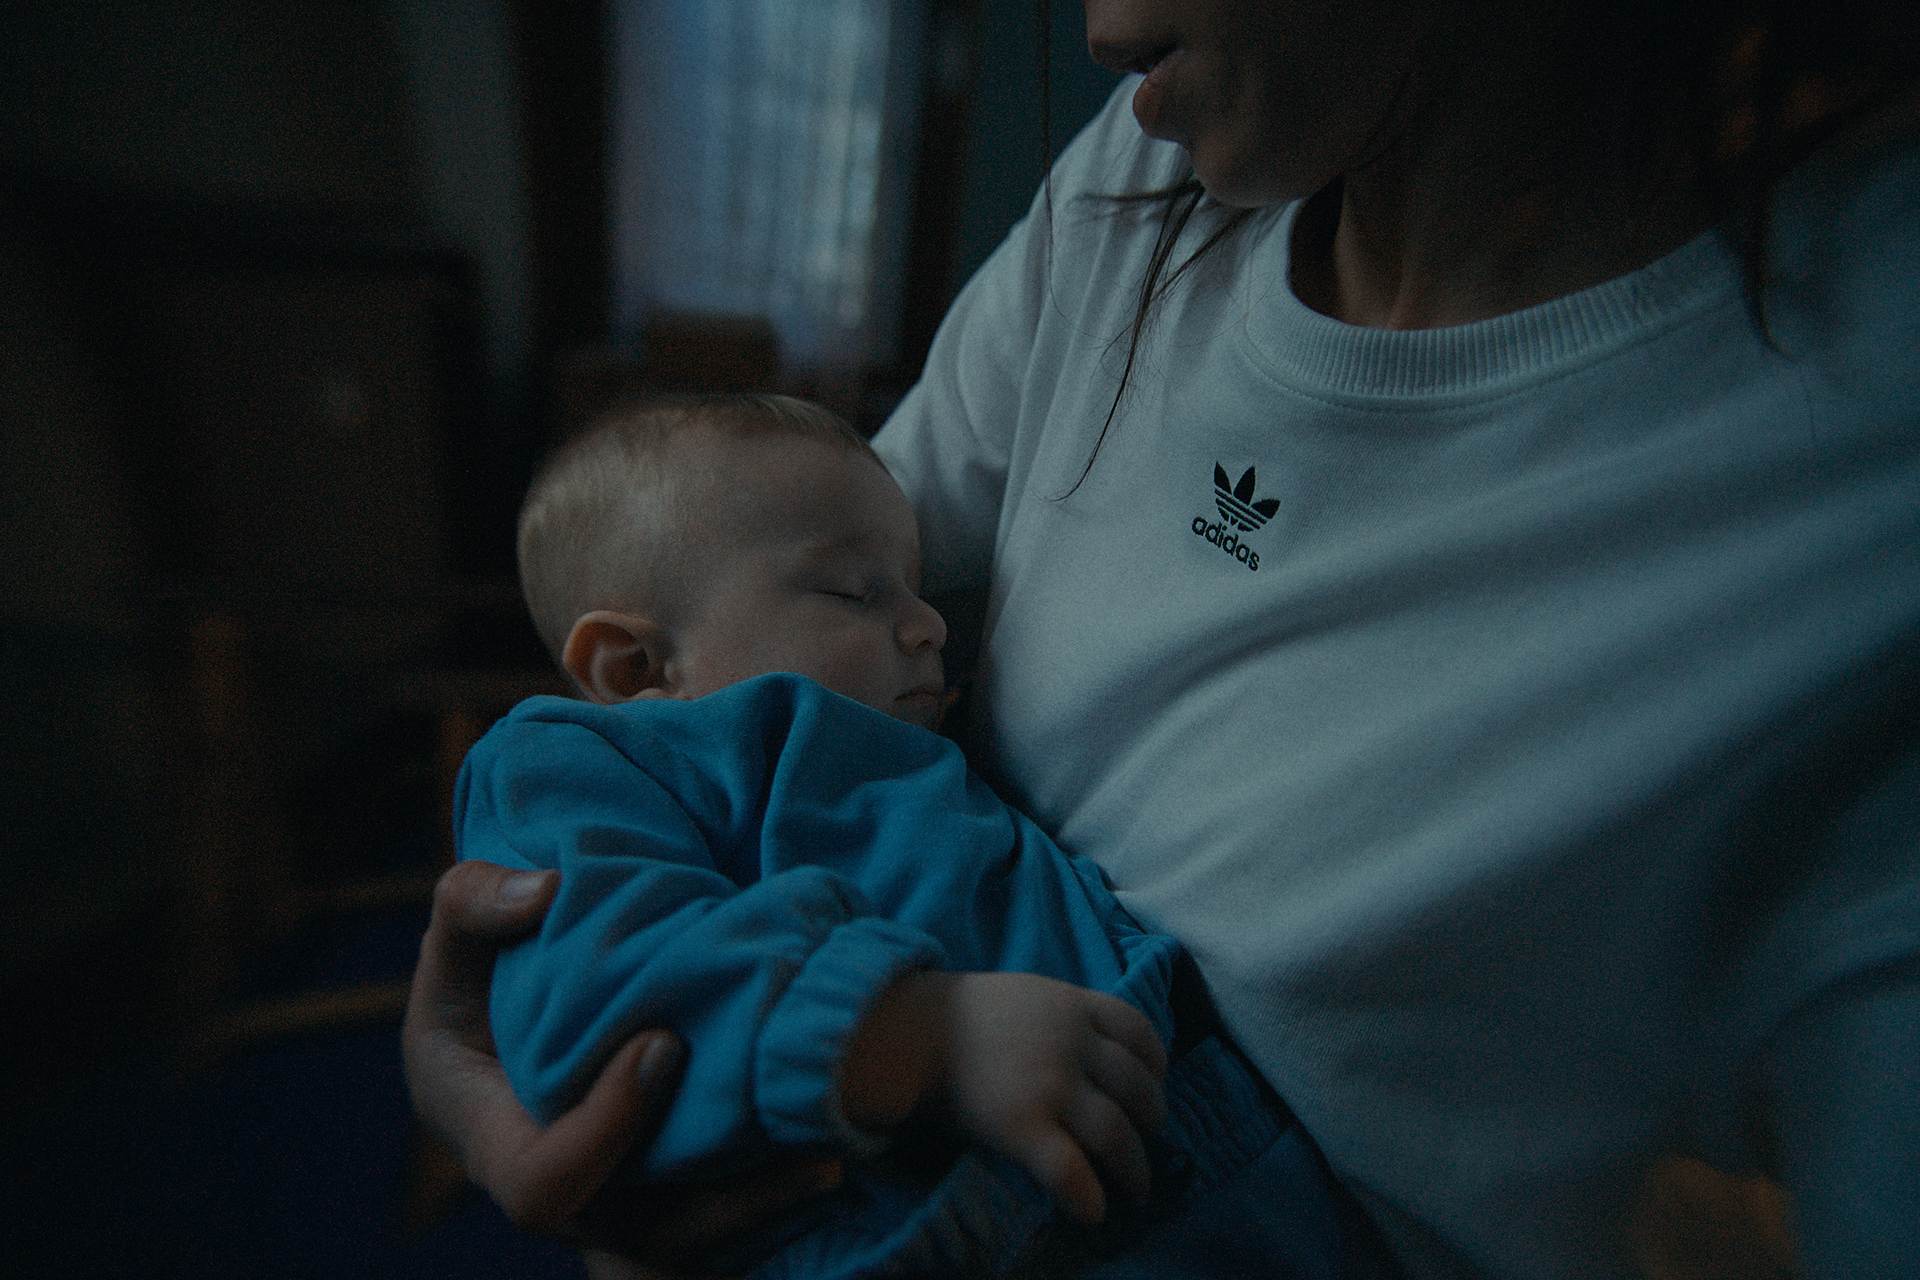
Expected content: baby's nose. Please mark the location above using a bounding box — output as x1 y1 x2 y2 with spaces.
899 597 947 652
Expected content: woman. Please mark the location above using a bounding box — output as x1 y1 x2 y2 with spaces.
407 2 1920 1274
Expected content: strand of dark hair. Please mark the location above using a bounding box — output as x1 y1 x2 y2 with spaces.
1053 182 1249 499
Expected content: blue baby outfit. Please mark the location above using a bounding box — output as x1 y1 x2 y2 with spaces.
458 674 1353 1277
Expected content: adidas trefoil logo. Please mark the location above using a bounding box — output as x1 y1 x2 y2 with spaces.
1214 464 1279 531
1190 463 1277 572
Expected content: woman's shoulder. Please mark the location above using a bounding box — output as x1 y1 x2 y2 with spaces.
1768 97 1920 395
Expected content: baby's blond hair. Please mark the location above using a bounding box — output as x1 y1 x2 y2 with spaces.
516 393 878 665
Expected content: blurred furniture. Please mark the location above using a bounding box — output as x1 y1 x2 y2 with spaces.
113 230 480 1062
394 661 574 868
176 608 567 1067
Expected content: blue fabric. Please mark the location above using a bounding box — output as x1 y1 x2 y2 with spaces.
457 673 1351 1276
759 1028 1352 1280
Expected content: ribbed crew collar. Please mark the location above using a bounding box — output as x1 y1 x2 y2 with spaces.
1237 199 1745 406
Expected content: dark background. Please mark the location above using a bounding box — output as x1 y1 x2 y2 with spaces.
0 2 1113 1274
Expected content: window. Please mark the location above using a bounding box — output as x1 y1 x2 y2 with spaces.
609 0 928 373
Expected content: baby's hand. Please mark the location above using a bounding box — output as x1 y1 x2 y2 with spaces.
843 971 1168 1225
936 971 1169 1224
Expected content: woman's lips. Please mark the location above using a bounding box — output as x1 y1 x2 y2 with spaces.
1086 32 1175 78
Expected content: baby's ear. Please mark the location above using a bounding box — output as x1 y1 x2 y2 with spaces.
562 611 674 704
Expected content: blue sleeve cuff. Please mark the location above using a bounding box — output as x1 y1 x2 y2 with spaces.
754 915 946 1153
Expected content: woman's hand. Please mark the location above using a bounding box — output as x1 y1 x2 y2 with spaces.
402 861 844 1275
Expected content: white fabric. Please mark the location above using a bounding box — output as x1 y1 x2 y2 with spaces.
873 81 1920 1279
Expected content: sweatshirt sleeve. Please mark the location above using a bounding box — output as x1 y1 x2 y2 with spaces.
869 191 1046 597
1745 737 1920 1278
1767 955 1920 1278
1682 700 1920 1279
871 90 1119 596
456 711 947 1178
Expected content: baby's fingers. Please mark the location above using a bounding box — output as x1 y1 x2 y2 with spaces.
1087 994 1167 1078
1087 1032 1167 1141
1064 1083 1153 1211
1016 1127 1107 1227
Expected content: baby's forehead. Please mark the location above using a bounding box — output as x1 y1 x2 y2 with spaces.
670 427 911 540
673 418 855 475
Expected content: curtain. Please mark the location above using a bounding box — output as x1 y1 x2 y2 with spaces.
610 0 925 371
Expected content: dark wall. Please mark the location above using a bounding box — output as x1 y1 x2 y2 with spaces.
1 0 535 394
2 3 417 202
0 0 544 1081
949 0 1120 293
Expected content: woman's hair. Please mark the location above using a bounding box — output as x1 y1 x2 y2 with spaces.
1051 0 1920 495
516 392 876 663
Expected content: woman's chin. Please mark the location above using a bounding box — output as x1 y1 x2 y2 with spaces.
1191 144 1328 211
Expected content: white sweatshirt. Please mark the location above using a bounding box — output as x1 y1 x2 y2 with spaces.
874 83 1920 1279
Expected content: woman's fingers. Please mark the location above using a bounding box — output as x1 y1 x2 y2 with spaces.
404 862 702 1262
407 864 558 1060
433 860 559 941
485 1032 685 1236
400 862 846 1271
403 865 560 1158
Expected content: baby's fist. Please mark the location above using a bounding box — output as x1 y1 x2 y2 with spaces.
927 971 1168 1225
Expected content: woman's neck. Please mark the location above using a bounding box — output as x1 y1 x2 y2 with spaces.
1287 23 1918 333
1289 55 1717 331
1279 0 1735 331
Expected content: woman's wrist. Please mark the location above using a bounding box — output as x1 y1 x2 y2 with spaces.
838 970 952 1130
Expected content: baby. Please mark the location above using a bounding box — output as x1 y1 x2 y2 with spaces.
458 394 1349 1278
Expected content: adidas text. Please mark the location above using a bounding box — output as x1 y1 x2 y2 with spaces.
1191 516 1259 571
